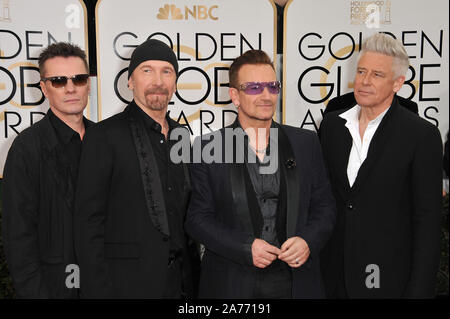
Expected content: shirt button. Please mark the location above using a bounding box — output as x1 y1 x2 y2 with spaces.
348 203 354 210
168 186 172 191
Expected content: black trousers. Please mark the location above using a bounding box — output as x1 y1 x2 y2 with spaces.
253 259 292 299
163 256 183 298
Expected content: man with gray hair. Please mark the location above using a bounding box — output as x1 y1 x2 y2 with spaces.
320 33 443 298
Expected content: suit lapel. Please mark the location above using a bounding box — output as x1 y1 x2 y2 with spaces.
227 120 263 237
276 124 300 238
351 100 399 194
334 117 353 193
127 104 170 237
229 163 261 237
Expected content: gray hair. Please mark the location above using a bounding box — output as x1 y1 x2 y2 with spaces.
357 33 410 79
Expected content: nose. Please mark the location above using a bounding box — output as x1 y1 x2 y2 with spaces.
361 73 371 85
64 78 76 92
261 86 272 98
154 71 164 86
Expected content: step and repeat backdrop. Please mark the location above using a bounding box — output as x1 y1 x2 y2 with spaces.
95 0 277 134
283 0 449 141
1 0 449 175
0 0 88 176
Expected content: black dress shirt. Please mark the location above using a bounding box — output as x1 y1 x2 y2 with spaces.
134 106 187 297
246 142 280 247
134 106 186 254
48 109 91 183
239 121 281 247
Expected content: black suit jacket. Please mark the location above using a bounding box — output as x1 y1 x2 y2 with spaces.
319 98 443 298
2 112 92 298
185 121 336 298
324 92 418 115
74 102 197 298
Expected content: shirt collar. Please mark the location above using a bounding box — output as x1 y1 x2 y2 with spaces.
48 108 84 145
133 101 177 134
235 118 275 155
339 104 361 126
339 104 391 127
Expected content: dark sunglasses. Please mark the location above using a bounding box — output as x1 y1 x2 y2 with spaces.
237 81 281 95
41 74 89 88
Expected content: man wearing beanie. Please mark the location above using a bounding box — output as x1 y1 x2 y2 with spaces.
74 39 199 298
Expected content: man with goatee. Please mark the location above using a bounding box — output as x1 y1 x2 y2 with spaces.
74 39 198 298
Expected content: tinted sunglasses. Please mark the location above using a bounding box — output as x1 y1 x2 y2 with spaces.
41 74 89 88
237 81 281 95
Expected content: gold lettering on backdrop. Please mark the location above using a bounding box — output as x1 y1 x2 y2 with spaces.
157 4 219 21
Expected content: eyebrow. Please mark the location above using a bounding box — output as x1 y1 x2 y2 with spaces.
139 64 174 70
357 67 386 74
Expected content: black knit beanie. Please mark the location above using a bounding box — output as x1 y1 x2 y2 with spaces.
128 39 178 79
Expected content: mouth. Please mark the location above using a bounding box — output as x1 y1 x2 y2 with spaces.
64 98 80 103
257 105 274 110
356 90 373 96
145 87 169 97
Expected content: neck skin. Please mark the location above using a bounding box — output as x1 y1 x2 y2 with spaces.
50 106 86 140
238 115 272 161
358 94 393 140
135 101 169 138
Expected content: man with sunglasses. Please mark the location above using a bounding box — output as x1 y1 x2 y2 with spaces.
2 42 92 298
185 50 336 298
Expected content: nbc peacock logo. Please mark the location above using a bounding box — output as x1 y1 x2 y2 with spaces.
156 4 218 20
157 4 183 20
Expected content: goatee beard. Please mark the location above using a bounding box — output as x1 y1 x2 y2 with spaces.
145 87 170 110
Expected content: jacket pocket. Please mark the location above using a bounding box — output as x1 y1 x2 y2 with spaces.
104 242 140 259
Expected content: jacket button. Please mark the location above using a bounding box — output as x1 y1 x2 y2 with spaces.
348 203 354 210
163 236 169 242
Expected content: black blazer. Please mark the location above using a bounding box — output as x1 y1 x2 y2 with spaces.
74 102 197 298
2 112 92 298
319 98 443 298
185 121 336 298
324 92 418 115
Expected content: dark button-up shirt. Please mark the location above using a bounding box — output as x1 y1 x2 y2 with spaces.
240 121 281 247
48 109 91 182
134 106 186 255
246 146 280 246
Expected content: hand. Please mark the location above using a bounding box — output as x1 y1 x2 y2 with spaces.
278 236 310 268
251 238 281 268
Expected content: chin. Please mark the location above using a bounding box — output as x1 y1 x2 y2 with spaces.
355 96 372 106
256 115 274 122
146 98 169 111
57 107 85 116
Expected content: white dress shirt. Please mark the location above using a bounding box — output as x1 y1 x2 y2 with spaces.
339 104 390 187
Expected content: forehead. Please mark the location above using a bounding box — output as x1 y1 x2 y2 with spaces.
357 51 394 73
237 64 276 83
43 56 87 76
136 60 175 71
